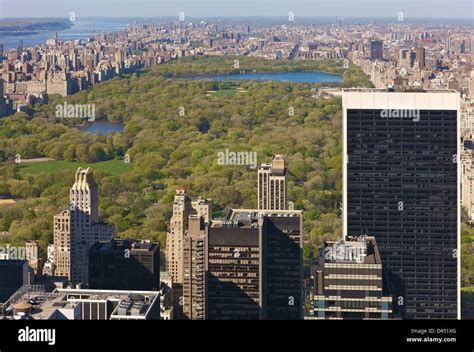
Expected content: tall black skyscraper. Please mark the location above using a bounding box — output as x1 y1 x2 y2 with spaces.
343 89 460 319
370 40 384 60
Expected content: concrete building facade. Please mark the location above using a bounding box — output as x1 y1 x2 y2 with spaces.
53 168 114 284
257 154 288 210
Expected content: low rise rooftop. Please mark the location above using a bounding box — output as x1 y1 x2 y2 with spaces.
1 285 160 320
322 235 381 265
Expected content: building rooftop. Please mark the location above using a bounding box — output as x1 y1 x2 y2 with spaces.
226 208 302 220
90 239 159 253
190 196 212 204
322 235 381 265
1 285 160 320
131 241 159 252
258 154 287 176
213 208 302 229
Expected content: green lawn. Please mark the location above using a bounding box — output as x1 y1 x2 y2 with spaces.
206 88 240 97
18 159 133 176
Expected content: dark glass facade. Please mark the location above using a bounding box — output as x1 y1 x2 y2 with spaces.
346 108 458 319
185 211 302 320
206 227 261 320
263 216 302 320
0 261 26 303
89 239 160 291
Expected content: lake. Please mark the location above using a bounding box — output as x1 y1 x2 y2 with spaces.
80 121 124 134
183 70 343 83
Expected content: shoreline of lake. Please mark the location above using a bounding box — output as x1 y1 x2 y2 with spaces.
79 120 125 134
171 70 343 83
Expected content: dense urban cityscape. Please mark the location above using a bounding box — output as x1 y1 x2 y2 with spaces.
0 3 473 348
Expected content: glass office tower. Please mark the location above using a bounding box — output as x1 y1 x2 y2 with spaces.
343 89 460 319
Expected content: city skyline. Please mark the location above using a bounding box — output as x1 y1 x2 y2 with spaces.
0 0 473 347
0 0 473 329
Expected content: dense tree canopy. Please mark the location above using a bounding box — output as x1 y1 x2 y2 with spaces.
0 56 370 260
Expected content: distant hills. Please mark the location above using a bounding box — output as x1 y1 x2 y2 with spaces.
0 18 73 36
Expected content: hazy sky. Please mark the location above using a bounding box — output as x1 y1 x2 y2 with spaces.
1 0 473 19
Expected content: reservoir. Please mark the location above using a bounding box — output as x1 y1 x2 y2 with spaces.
80 121 124 134
183 70 343 83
